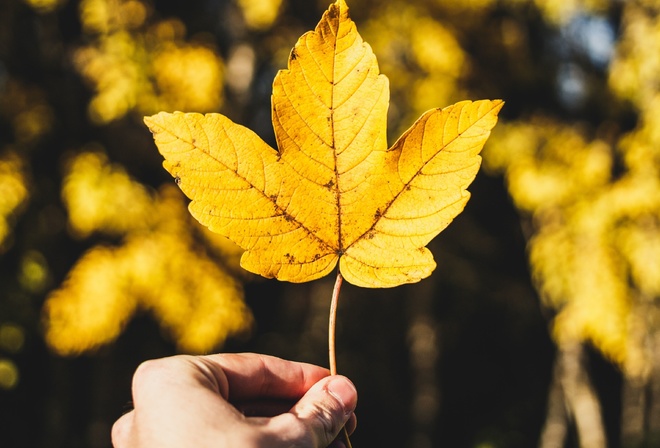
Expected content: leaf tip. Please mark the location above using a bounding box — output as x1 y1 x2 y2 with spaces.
143 114 154 126
492 99 505 113
328 0 350 19
330 0 348 9
143 111 171 131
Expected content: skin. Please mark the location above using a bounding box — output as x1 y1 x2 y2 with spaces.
111 353 358 448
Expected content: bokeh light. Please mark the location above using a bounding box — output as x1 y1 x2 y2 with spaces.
0 359 19 390
0 323 26 354
238 0 283 30
0 152 29 253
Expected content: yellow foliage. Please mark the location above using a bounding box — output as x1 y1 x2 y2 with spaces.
361 3 469 130
618 94 660 175
75 0 224 124
136 231 249 352
486 0 660 377
529 219 633 369
151 43 224 113
616 221 660 298
45 245 139 354
22 0 65 14
62 149 153 238
238 0 283 30
485 120 612 212
80 0 148 34
47 147 252 354
609 5 660 108
0 80 54 146
434 0 496 12
74 30 147 123
0 152 29 253
410 17 465 76
145 0 503 288
485 107 660 376
45 231 251 354
532 0 609 24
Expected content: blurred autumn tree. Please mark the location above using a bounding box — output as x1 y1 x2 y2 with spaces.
1 0 659 447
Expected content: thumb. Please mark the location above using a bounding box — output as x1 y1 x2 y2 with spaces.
275 375 357 447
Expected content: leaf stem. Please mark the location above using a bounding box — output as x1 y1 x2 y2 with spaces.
329 271 343 376
328 271 353 448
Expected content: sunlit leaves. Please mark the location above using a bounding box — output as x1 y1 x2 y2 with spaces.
28 0 249 356
44 152 252 354
609 5 660 108
484 120 612 212
45 218 252 355
0 152 29 253
62 150 152 238
22 0 65 14
617 221 660 299
0 80 54 147
361 4 468 135
45 245 139 354
533 0 609 24
74 0 224 124
482 0 660 376
151 43 224 114
238 0 283 30
486 114 660 376
80 0 148 34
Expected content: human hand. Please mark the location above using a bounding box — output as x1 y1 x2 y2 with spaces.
111 353 357 448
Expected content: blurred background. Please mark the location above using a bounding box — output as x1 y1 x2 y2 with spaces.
1 0 659 446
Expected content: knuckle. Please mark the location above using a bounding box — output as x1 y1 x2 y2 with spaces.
309 401 342 445
110 413 133 447
131 356 191 398
132 359 165 387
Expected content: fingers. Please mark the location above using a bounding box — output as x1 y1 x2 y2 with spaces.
268 375 358 447
113 353 358 448
125 356 244 447
111 412 134 447
201 353 331 402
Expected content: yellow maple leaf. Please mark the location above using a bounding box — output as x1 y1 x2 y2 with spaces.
145 0 503 288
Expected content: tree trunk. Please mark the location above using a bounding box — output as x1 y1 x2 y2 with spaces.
539 342 607 448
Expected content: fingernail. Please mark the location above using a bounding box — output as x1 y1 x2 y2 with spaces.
326 376 357 415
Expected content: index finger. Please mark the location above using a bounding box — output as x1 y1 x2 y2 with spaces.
197 353 330 402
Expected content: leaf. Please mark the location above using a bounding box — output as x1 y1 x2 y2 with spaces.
144 0 503 288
